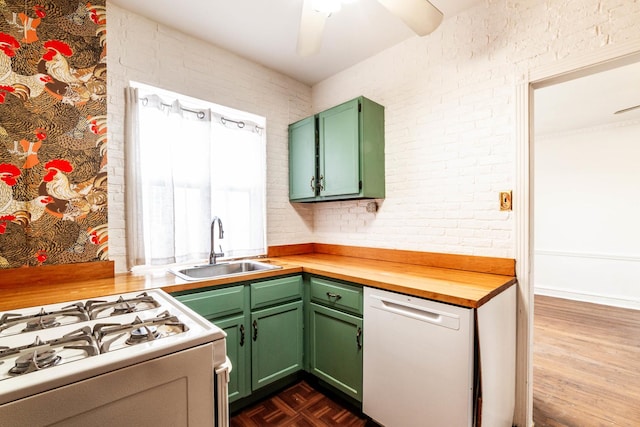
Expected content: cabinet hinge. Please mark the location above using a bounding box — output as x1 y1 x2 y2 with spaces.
358 103 362 113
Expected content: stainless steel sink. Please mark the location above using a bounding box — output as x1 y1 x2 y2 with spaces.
170 260 281 281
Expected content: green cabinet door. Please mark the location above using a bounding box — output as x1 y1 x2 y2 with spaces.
251 300 304 390
289 116 317 201
214 314 250 403
174 285 250 403
308 302 363 401
318 98 360 197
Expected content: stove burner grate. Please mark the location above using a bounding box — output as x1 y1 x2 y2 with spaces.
85 293 161 319
9 349 62 375
24 315 60 332
0 303 89 336
1 327 99 377
94 311 189 352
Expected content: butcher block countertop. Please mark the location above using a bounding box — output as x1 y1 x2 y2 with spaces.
0 244 516 311
272 253 515 308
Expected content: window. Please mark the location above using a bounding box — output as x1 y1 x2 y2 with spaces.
124 84 266 269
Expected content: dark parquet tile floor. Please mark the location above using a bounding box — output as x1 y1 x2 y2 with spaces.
230 380 377 427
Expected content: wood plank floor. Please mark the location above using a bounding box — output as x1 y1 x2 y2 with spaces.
533 295 640 427
230 380 376 426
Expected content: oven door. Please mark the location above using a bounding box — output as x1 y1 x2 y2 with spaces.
0 344 215 427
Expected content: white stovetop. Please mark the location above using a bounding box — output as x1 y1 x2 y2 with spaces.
0 290 225 405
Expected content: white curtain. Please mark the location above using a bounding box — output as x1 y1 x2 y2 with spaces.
124 87 145 269
211 113 266 259
124 87 266 269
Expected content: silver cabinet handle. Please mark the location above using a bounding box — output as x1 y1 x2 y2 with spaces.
319 175 325 191
326 292 342 301
310 176 315 191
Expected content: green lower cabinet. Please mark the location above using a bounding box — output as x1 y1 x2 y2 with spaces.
174 284 250 403
308 302 363 401
214 314 250 403
176 274 364 408
251 300 304 390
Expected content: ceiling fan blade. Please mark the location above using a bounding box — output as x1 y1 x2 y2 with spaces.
377 0 443 36
297 0 329 56
614 104 640 115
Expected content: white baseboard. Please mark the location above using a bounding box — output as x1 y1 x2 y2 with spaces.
534 286 640 311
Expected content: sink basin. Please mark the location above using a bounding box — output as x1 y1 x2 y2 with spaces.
170 260 281 281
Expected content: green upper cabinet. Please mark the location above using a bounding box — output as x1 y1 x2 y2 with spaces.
288 116 317 201
288 96 385 202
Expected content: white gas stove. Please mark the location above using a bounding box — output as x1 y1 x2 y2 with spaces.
0 289 229 427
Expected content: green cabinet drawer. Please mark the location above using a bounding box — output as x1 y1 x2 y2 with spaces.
309 277 363 316
250 275 303 310
176 285 246 320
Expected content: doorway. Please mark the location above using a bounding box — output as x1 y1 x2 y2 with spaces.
514 41 640 427
530 60 640 425
533 60 640 308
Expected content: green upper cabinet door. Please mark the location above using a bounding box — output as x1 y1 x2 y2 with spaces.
288 96 385 202
318 98 360 197
289 116 317 201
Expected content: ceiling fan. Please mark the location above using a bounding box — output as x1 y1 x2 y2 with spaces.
297 0 444 56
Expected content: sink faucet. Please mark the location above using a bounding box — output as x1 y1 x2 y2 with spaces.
209 216 224 264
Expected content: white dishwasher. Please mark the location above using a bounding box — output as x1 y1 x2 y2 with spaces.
363 287 475 427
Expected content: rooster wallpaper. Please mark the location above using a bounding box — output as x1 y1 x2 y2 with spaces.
0 0 107 269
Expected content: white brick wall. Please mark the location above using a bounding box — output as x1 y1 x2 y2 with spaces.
311 0 640 259
107 0 640 272
106 3 313 272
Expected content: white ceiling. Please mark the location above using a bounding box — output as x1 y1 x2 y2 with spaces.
108 0 640 134
535 60 640 135
108 0 482 85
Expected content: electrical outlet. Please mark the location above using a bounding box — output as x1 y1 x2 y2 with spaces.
500 191 512 211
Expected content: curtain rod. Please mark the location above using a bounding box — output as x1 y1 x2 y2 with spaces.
221 116 264 133
140 97 206 119
140 96 263 131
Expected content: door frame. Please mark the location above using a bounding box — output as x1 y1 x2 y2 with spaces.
514 39 640 427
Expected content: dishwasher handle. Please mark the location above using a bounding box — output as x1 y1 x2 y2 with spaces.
370 295 461 330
